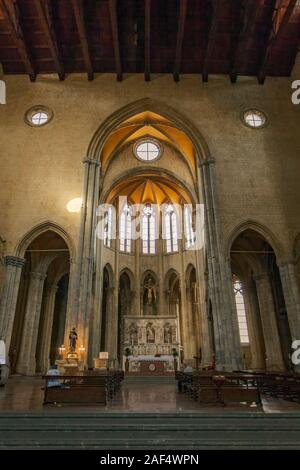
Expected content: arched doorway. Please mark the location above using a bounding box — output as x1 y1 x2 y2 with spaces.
80 99 241 370
10 229 70 375
230 228 291 371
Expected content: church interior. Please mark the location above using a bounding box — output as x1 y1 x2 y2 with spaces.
0 0 300 451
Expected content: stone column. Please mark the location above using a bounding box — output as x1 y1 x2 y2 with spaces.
279 261 300 342
88 236 104 365
254 272 285 371
158 211 164 315
113 219 120 365
179 276 193 361
242 280 266 370
68 158 100 363
0 256 25 363
198 160 243 370
195 249 212 365
106 286 118 362
17 272 47 375
38 284 58 373
134 238 141 315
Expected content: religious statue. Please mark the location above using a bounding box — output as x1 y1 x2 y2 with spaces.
146 284 156 306
129 323 138 345
143 274 157 315
164 323 172 344
146 323 155 343
69 327 78 352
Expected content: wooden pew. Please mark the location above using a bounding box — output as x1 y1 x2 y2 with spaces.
43 370 124 405
176 371 261 406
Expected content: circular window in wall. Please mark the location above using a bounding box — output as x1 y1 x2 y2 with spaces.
134 139 161 162
25 105 53 127
243 109 266 129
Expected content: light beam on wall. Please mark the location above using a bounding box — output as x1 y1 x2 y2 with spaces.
67 198 82 213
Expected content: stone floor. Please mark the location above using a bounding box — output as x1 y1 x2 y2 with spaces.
1 375 300 413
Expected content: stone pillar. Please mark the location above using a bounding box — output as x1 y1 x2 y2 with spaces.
195 249 212 365
254 272 285 371
113 219 120 365
38 284 58 373
134 238 141 315
242 280 266 370
17 272 47 375
179 276 193 361
0 256 25 363
198 160 243 370
88 236 104 365
158 211 164 315
279 261 300 342
186 285 199 358
106 286 118 362
68 158 100 363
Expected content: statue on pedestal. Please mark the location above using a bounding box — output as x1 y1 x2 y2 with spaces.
143 274 157 315
146 323 155 343
164 323 172 344
68 327 78 353
129 323 138 345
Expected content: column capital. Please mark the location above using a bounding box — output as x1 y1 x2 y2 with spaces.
29 271 47 281
5 256 25 268
277 258 296 269
199 158 216 168
82 158 100 167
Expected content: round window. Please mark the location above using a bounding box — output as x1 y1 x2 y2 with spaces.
243 109 266 129
134 139 161 162
25 106 53 127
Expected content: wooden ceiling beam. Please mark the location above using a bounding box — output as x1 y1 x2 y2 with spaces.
108 0 122 81
144 0 151 81
258 0 297 84
173 0 188 82
0 0 36 81
71 0 93 81
202 0 224 82
230 0 259 83
34 0 64 80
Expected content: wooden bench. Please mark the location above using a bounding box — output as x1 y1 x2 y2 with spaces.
176 371 261 406
43 370 124 405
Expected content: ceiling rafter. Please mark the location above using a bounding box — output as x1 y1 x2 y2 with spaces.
202 0 225 82
173 0 188 82
258 0 297 84
144 0 151 81
0 0 36 81
34 0 64 80
230 0 259 83
71 0 93 81
108 0 122 81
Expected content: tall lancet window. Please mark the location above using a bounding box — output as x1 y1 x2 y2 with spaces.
120 204 132 253
233 277 249 344
164 204 178 253
103 206 112 247
184 205 195 249
142 204 156 254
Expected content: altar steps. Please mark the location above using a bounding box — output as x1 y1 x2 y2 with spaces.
1 411 300 449
124 375 176 383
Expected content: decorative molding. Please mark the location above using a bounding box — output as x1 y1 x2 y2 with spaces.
5 256 25 268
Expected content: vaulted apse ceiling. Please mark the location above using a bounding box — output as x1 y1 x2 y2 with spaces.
101 111 196 171
106 174 193 206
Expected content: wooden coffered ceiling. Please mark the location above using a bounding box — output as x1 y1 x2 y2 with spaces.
0 0 299 84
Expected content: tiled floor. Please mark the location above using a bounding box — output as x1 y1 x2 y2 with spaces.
1 376 300 413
